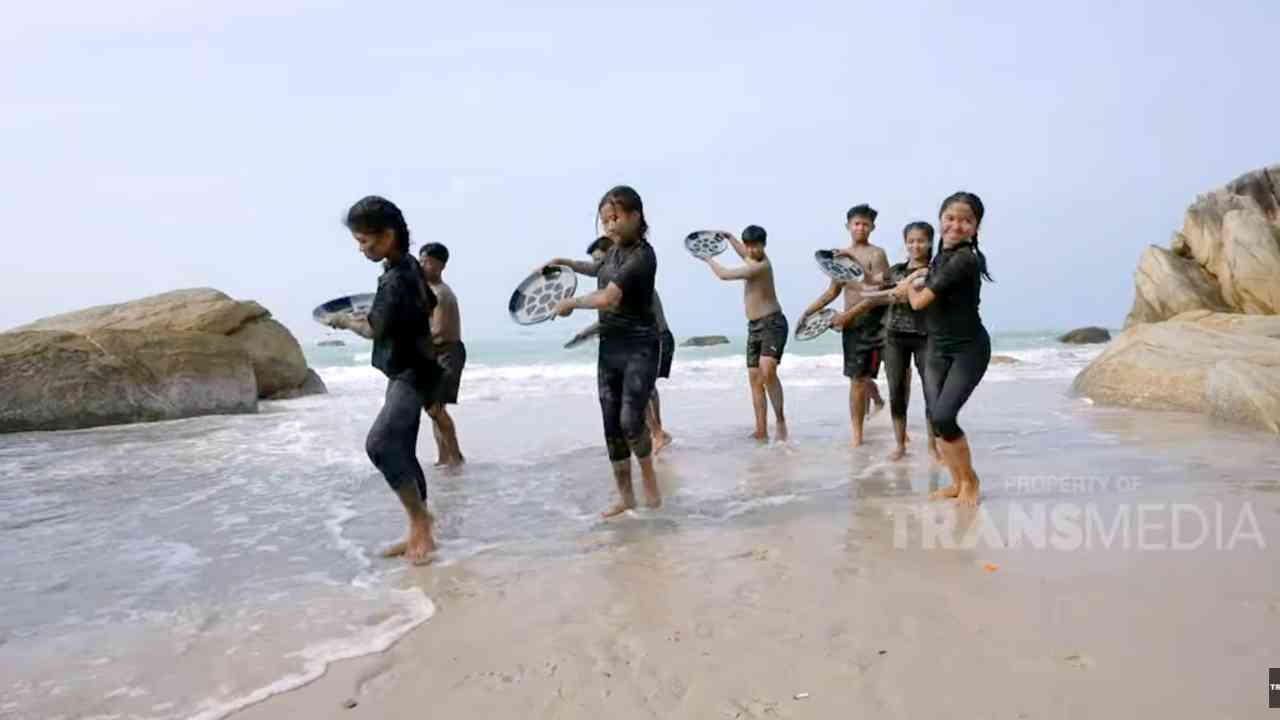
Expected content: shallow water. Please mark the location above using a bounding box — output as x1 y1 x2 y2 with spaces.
9 331 1259 720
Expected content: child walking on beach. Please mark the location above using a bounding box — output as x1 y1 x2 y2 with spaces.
700 225 789 443
894 192 993 506
327 196 442 562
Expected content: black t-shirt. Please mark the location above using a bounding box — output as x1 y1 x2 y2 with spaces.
597 240 657 342
924 244 986 349
368 255 440 382
885 262 927 336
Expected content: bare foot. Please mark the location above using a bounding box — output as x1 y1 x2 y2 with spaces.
433 459 446 467
653 432 673 454
850 435 864 448
958 477 980 507
445 454 466 468
775 422 789 443
601 500 636 518
930 484 961 500
405 514 436 564
381 541 407 558
888 446 907 461
642 477 661 509
750 431 769 443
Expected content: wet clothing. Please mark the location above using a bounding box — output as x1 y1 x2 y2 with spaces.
658 329 675 379
925 243 985 352
430 341 466 406
369 255 440 389
746 311 789 368
595 240 660 461
596 241 658 343
921 242 990 440
842 332 881 380
366 369 430 500
884 332 930 422
365 255 440 498
884 262 928 336
599 337 659 462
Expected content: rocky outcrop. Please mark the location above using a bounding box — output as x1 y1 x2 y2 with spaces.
1072 313 1280 433
1126 164 1280 326
1057 327 1112 344
0 329 258 433
15 288 320 399
681 335 730 348
267 369 329 401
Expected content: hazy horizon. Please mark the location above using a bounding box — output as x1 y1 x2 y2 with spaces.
3 1 1278 343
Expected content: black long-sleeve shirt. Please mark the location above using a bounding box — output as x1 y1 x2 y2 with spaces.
368 255 440 382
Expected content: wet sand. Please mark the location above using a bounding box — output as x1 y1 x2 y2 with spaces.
233 389 1280 720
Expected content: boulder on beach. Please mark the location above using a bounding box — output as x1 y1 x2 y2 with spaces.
2 288 326 433
681 335 730 348
1082 163 1280 433
1125 164 1280 326
14 288 321 399
1057 327 1112 344
0 329 258 433
1072 313 1280 433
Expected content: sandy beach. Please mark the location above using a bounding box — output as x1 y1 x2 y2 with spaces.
231 357 1280 720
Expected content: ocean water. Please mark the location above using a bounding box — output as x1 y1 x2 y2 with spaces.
0 329 1113 720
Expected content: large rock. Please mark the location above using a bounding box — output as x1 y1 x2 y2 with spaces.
1072 313 1280 433
1125 164 1280 326
1124 246 1231 327
0 330 258 433
1057 326 1112 344
15 288 319 399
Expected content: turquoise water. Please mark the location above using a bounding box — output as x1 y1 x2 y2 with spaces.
305 328 1108 370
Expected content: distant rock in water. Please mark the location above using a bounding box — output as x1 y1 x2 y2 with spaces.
2 288 326 433
682 335 730 348
318 339 346 347
1058 327 1112 344
990 355 1021 365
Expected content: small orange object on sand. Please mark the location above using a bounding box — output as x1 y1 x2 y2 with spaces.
983 563 999 573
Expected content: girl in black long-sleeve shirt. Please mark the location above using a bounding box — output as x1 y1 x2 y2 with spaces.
895 192 993 507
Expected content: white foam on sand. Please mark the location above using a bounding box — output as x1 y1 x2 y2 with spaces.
186 589 436 720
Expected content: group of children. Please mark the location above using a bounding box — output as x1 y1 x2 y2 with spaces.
332 187 992 564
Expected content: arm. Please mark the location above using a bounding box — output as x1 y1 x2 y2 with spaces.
548 258 601 277
801 280 842 319
556 283 623 317
327 315 374 339
724 232 748 260
831 295 892 329
703 256 765 281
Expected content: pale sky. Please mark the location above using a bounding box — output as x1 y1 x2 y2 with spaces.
3 1 1277 341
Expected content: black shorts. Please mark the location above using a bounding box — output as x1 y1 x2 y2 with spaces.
430 341 466 406
746 311 788 368
842 330 882 379
657 329 675 379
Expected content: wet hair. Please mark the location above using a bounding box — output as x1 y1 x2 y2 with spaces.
846 204 878 223
741 225 767 246
345 196 410 254
586 235 613 256
902 221 935 261
939 191 993 281
420 242 449 265
597 185 649 240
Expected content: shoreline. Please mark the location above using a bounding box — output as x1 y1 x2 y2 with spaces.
230 392 1280 720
